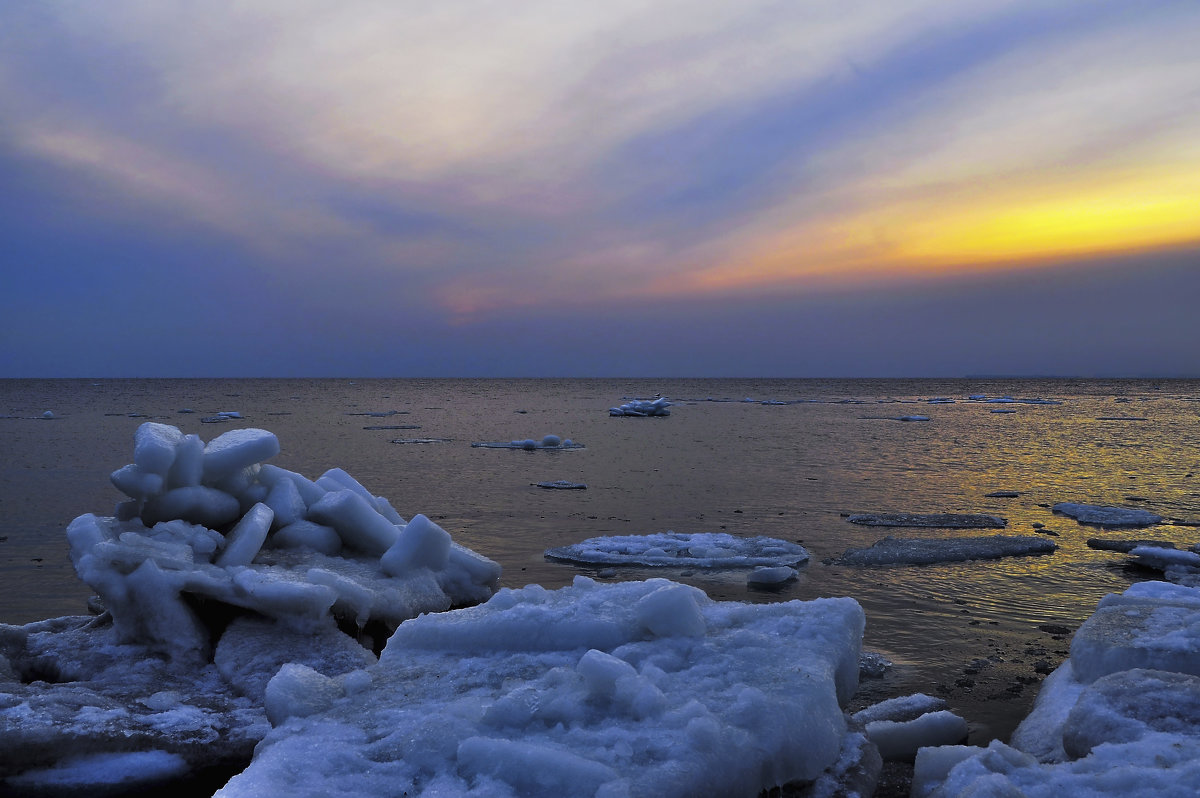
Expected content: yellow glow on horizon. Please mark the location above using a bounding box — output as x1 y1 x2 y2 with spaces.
669 162 1200 297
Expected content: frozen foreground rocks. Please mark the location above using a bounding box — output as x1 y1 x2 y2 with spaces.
75 423 502 655
216 577 866 798
1 422 503 793
913 580 1200 797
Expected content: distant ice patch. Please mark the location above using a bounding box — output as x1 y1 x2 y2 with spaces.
609 397 672 417
839 535 1055 566
545 532 810 568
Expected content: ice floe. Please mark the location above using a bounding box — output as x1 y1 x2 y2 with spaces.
545 532 810 568
215 577 866 798
471 434 583 449
838 535 1056 566
914 580 1200 796
609 397 672 417
534 480 587 490
846 512 1007 529
1053 502 1164 528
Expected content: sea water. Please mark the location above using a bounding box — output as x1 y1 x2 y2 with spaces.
3 377 1199 743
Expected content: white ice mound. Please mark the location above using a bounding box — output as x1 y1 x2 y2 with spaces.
75 422 501 657
545 532 810 568
216 577 865 798
839 535 1055 566
609 397 672 416
471 434 583 449
1052 502 1164 528
915 581 1200 797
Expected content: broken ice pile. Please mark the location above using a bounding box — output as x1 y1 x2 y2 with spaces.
73 422 502 657
216 577 867 798
913 580 1200 797
609 397 672 416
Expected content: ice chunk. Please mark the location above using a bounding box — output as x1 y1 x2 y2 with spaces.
609 397 672 416
166 433 204 488
380 514 452 576
1062 668 1200 758
215 503 273 567
635 581 707 638
1069 597 1200 683
846 513 1007 528
265 477 307 529
263 663 345 726
864 710 968 760
1052 502 1163 528
839 535 1055 566
306 490 400 555
214 616 375 703
110 464 164 500
202 428 280 483
546 531 809 568
272 520 342 556
535 480 587 490
747 565 798 586
219 578 865 798
1009 661 1086 763
133 422 184 476
257 465 327 507
316 467 380 511
852 693 947 725
142 486 242 528
1129 545 1200 572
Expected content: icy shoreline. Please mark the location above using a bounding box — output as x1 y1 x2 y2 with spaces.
3 419 1200 796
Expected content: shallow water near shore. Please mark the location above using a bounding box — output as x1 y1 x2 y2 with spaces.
3 377 1199 745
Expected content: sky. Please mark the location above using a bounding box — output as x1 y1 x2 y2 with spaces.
1 0 1198 378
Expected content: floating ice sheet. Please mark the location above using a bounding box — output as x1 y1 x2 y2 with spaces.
545 532 810 568
846 513 1007 529
1052 503 1164 528
216 577 865 798
838 535 1055 566
471 434 583 450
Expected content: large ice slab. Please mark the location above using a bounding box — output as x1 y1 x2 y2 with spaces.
216 577 865 798
1052 502 1164 528
839 535 1055 566
846 512 1007 528
545 531 810 568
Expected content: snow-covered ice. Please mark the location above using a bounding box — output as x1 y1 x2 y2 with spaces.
846 512 1008 529
545 531 810 568
1 422 505 790
471 434 583 449
609 397 672 417
1052 502 1164 528
914 580 1200 797
216 577 866 798
838 535 1055 566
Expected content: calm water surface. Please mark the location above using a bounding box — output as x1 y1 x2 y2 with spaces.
3 378 1199 743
